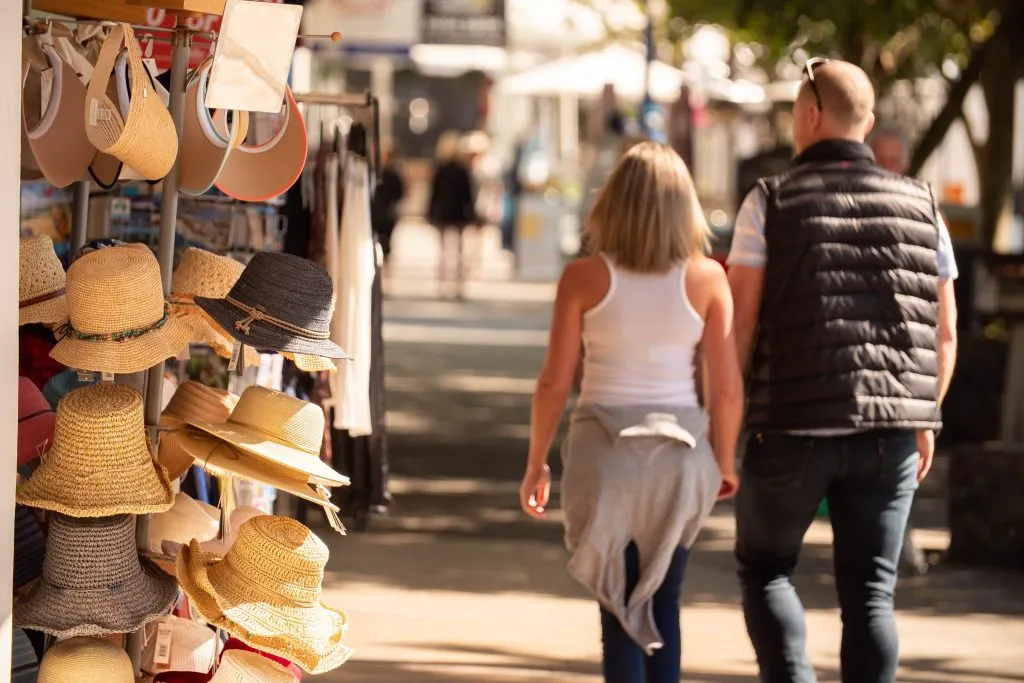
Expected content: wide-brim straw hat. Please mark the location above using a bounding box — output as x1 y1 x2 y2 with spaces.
17 383 174 516
19 235 67 327
49 243 192 374
182 385 348 486
195 252 347 360
147 491 220 555
176 515 351 674
18 376 56 466
37 636 135 683
85 23 177 180
15 513 178 638
160 380 240 479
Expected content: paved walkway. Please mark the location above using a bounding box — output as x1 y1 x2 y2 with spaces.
316 221 1024 682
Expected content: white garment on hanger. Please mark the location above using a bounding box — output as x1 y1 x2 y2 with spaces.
331 155 375 436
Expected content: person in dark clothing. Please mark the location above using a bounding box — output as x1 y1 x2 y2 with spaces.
371 145 405 263
427 130 477 300
728 60 959 683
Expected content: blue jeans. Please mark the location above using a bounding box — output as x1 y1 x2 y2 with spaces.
601 542 691 683
735 429 919 683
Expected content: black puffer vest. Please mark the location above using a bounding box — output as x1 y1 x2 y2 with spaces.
747 140 943 432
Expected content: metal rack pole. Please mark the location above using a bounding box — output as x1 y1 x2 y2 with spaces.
128 23 191 676
69 180 90 257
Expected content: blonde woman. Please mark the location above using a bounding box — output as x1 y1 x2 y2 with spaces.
520 142 744 682
427 130 477 299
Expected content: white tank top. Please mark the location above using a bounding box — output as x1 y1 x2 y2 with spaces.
578 253 704 407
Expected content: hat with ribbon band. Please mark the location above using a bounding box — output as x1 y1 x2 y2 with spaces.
195 252 347 361
49 243 192 374
17 383 174 517
19 234 67 327
176 515 351 675
15 513 178 638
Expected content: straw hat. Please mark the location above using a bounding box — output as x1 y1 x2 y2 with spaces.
196 252 347 360
184 385 347 486
176 515 351 674
37 636 135 683
172 249 336 371
18 376 56 466
200 505 267 555
181 60 250 196
142 615 218 676
159 381 239 480
20 235 67 327
16 383 175 516
85 23 176 180
15 513 178 638
147 491 221 555
213 88 307 202
153 647 299 683
49 243 192 374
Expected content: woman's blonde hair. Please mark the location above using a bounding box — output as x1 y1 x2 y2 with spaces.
585 141 711 273
435 130 462 162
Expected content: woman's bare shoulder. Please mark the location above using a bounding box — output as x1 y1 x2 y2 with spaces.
685 254 729 317
561 255 611 311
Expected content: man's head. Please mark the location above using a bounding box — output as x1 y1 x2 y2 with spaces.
792 59 876 155
868 128 908 174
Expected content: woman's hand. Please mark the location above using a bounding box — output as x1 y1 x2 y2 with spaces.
520 464 551 519
717 468 740 501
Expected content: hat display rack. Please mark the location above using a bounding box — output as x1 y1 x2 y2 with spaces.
17 0 368 679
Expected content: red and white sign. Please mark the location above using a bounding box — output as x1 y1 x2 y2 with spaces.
143 0 284 73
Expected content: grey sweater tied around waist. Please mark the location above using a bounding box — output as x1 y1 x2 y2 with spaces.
560 404 721 653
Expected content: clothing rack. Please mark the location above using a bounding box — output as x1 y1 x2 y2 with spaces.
293 91 383 187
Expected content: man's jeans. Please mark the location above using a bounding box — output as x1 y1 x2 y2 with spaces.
735 429 919 683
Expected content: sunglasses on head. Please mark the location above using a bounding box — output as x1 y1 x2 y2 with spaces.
803 57 831 110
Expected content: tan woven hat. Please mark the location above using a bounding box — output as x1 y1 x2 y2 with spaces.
37 636 135 682
16 383 174 516
176 515 352 674
170 248 335 372
15 513 178 638
20 235 67 327
85 23 176 180
160 379 240 478
49 243 192 374
210 649 298 683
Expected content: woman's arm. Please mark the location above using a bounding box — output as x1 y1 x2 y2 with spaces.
700 263 745 497
521 264 585 517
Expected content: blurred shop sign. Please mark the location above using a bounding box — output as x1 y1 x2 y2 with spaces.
302 0 420 54
421 0 506 47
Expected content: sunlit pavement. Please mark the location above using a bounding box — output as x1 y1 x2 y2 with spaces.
314 219 1024 682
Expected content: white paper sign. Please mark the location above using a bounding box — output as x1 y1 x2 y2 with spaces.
205 0 303 113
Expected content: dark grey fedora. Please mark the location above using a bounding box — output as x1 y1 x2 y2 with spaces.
194 252 348 359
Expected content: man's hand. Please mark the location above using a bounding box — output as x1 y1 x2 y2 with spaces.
916 429 936 482
519 464 551 519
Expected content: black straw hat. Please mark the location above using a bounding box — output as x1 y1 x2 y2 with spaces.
194 252 348 360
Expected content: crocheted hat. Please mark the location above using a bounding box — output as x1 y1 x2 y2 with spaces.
49 244 192 374
17 383 174 516
37 636 135 682
19 235 67 327
195 252 347 360
15 514 178 638
176 515 351 674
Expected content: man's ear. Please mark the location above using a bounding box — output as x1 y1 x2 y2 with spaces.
863 112 876 139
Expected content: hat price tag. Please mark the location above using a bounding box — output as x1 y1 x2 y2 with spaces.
154 620 173 668
77 370 97 383
228 341 243 374
101 371 115 383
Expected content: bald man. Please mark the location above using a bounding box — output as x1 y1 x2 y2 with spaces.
727 60 959 683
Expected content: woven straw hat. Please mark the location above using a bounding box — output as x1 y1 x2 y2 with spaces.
160 380 240 479
176 515 351 674
142 614 218 676
49 243 192 374
18 376 56 466
211 649 299 682
17 383 175 516
37 636 135 682
147 491 220 555
20 235 67 327
85 23 177 180
15 513 178 638
195 252 347 360
184 385 347 486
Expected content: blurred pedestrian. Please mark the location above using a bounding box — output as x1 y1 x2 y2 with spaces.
869 127 933 578
728 59 959 683
427 130 477 300
371 144 404 265
520 142 745 683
